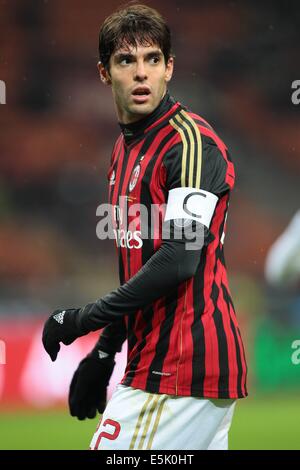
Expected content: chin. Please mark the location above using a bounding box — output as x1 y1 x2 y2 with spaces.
131 102 156 116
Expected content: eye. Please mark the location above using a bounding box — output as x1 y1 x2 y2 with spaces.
149 56 160 64
119 56 132 65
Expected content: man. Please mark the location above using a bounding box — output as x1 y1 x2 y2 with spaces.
42 3 247 450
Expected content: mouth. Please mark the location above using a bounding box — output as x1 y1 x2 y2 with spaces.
132 87 151 104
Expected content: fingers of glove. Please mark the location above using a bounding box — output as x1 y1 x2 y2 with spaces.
43 336 60 362
71 399 96 420
97 400 107 414
69 384 105 419
69 388 85 417
69 395 85 419
96 390 107 414
77 409 88 421
86 407 97 420
69 378 95 418
42 318 61 361
68 371 80 413
68 357 114 417
62 336 76 346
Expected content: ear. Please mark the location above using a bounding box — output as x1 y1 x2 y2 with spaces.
97 62 112 85
165 56 174 83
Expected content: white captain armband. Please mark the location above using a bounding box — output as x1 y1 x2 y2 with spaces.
164 187 218 229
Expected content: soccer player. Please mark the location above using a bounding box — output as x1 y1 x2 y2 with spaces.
42 3 248 450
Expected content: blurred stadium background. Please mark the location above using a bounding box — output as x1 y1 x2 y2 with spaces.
0 0 300 450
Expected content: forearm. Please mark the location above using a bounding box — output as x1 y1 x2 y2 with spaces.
77 222 204 333
93 318 127 355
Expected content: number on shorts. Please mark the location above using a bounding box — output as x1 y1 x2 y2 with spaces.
94 419 121 449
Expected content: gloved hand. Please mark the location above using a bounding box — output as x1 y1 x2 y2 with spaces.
42 307 87 361
68 350 115 420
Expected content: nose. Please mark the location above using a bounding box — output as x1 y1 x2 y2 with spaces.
134 59 147 82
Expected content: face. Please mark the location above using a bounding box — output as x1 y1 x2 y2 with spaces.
98 43 174 124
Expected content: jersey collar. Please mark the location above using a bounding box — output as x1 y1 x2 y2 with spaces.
119 91 179 146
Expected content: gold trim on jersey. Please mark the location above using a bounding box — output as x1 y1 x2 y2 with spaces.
169 110 202 189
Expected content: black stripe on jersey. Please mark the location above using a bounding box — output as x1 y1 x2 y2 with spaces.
109 136 121 169
221 283 243 397
211 279 229 396
124 137 150 279
225 287 237 317
191 250 206 396
237 326 248 391
190 116 213 132
118 253 125 285
145 291 179 392
139 128 177 264
127 315 138 363
110 142 126 206
124 305 154 387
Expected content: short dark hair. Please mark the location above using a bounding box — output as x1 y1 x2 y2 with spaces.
99 3 173 69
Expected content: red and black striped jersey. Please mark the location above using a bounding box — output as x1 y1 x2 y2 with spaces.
105 92 247 399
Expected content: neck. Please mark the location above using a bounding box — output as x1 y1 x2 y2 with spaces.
119 91 175 145
118 90 167 125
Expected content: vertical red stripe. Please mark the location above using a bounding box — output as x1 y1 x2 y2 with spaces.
229 303 247 396
125 309 146 367
110 134 123 170
215 259 238 396
108 135 123 203
149 133 181 251
118 139 145 282
221 269 239 327
158 283 186 394
129 299 167 390
145 102 180 133
178 278 194 393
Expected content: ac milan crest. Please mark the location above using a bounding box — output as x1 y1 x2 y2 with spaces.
129 164 141 192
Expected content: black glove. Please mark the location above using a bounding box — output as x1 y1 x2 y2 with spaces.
68 350 115 420
42 308 87 361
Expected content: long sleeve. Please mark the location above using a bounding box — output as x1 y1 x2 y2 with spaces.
77 221 205 333
93 318 127 355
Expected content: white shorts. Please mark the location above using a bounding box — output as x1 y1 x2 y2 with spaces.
90 385 236 450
